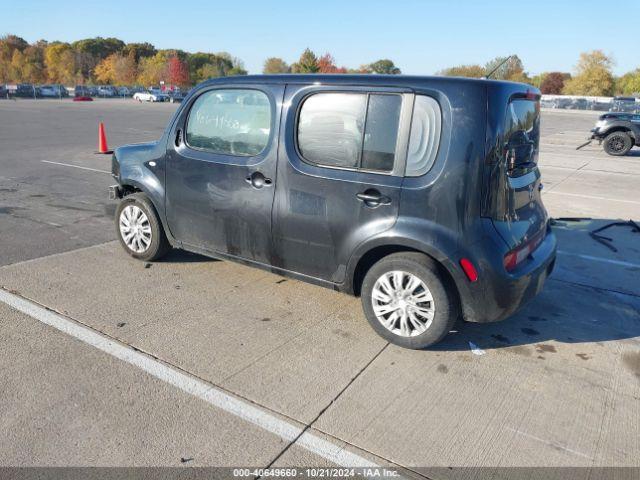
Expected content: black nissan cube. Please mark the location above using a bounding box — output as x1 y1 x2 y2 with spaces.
109 74 556 349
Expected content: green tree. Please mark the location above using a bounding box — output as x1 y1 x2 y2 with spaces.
263 57 290 74
367 59 401 74
563 50 615 96
123 42 156 62
291 48 319 73
616 69 640 95
438 64 485 78
188 53 232 82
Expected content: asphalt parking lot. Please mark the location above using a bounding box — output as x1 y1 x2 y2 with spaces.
1 99 639 475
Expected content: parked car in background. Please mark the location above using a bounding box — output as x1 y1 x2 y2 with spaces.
0 84 7 98
97 86 117 97
117 86 132 97
109 74 556 349
133 89 168 102
8 83 40 98
568 98 588 110
610 96 640 114
540 98 556 108
74 85 92 97
39 85 56 97
39 85 68 98
167 90 186 103
88 86 99 97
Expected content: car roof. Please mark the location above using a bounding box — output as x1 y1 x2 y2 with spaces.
199 74 529 90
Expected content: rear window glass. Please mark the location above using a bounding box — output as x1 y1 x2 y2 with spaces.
186 89 271 156
505 99 540 147
297 92 401 172
504 99 540 174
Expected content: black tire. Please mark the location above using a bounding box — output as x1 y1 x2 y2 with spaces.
115 192 170 262
603 131 633 156
361 252 458 349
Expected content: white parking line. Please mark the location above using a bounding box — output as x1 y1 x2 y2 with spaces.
41 160 111 174
558 251 640 269
543 190 640 205
0 288 380 470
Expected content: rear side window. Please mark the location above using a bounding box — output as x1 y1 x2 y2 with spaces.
297 92 402 172
186 89 271 156
405 95 442 177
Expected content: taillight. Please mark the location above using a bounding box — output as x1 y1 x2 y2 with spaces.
503 230 545 272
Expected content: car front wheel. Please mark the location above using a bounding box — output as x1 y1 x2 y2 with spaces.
361 252 457 349
603 131 633 156
115 193 170 262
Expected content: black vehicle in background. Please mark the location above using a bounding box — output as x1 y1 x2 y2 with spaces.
109 75 556 349
591 112 640 156
7 83 40 98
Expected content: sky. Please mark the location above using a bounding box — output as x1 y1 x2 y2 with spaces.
2 0 638 76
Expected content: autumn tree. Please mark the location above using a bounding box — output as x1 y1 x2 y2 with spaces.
316 53 346 73
438 64 485 78
167 56 190 86
367 59 401 75
539 72 569 94
615 69 640 96
263 57 290 74
484 55 528 82
44 43 76 84
95 52 138 85
291 48 319 73
72 37 125 82
137 53 169 86
563 50 615 96
0 34 29 82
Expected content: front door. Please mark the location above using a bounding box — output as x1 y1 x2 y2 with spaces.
165 84 284 263
272 84 413 283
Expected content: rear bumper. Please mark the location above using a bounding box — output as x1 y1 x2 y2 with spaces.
454 229 557 323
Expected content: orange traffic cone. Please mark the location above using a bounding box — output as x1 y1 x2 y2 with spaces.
96 122 113 154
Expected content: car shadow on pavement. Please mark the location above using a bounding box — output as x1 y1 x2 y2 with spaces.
432 217 640 352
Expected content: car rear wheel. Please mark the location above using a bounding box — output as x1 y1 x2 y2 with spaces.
361 252 457 349
603 131 633 156
115 193 170 262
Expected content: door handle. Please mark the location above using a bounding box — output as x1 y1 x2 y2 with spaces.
245 171 272 189
356 190 391 207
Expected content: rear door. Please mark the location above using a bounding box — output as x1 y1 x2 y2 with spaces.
165 84 284 263
272 84 413 283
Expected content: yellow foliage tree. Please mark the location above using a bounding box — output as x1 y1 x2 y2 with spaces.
45 43 76 84
137 53 168 86
563 50 615 96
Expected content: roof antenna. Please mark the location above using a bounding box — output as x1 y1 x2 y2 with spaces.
485 55 514 79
